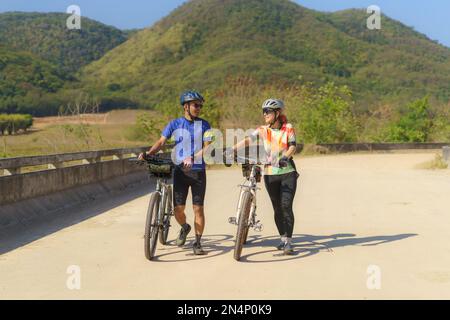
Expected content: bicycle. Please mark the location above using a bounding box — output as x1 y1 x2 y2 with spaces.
227 154 267 261
131 154 175 261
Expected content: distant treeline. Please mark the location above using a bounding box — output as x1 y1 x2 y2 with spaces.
0 114 33 135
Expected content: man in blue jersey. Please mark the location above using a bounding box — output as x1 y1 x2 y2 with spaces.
139 91 213 255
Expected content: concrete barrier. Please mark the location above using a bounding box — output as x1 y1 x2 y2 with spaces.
0 171 152 230
0 147 156 230
0 147 152 205
296 143 449 153
443 146 450 164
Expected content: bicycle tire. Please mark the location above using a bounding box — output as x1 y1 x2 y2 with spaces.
242 224 250 245
159 185 173 245
234 191 253 261
144 192 161 261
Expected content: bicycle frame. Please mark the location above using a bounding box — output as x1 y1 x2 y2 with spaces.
230 165 263 232
154 177 172 228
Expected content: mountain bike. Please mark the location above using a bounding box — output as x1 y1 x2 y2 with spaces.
131 154 175 261
227 155 267 261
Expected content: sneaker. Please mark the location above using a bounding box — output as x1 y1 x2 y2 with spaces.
193 243 207 255
276 242 286 251
283 242 294 255
176 224 191 247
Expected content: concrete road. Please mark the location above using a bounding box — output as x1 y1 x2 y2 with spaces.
1 151 450 299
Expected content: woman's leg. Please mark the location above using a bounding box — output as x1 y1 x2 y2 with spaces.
264 174 285 237
279 172 298 238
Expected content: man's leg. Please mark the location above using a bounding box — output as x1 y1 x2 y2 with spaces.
191 170 207 255
174 205 187 225
173 168 191 246
193 205 205 240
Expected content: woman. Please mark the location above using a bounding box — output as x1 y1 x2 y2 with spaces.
227 99 299 255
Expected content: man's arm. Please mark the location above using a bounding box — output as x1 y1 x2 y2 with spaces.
138 136 167 160
193 140 213 159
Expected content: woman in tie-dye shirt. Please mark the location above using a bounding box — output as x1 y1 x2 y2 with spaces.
228 99 299 255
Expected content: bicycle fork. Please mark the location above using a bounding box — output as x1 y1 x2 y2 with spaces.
228 186 263 232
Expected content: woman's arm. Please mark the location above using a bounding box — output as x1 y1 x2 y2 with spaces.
284 145 296 159
232 136 252 152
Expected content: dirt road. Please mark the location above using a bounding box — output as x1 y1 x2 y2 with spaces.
1 152 450 299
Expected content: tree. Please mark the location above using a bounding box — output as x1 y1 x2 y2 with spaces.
387 97 433 142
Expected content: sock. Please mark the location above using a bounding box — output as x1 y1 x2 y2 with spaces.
182 223 189 231
281 235 287 243
195 234 202 246
286 237 292 245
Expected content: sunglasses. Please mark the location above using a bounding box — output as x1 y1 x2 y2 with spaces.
262 108 276 115
190 102 203 109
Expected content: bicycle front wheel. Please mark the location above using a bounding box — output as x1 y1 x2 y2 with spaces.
234 191 253 261
144 192 161 261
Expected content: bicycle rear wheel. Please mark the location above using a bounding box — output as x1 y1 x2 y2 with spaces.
159 186 173 245
144 192 161 261
234 191 253 261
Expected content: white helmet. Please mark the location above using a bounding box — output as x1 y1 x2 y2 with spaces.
262 99 284 110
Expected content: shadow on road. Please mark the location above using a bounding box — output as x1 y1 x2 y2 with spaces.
147 232 417 263
0 181 156 256
238 233 418 263
152 234 235 262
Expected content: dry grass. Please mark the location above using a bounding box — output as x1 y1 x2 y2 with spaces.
0 110 155 158
415 153 449 170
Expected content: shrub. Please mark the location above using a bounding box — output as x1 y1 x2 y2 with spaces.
0 114 33 135
387 97 433 142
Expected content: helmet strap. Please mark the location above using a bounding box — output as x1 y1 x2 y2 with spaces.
184 104 197 121
269 111 281 129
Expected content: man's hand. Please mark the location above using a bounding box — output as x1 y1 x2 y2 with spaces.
138 152 146 161
182 156 193 169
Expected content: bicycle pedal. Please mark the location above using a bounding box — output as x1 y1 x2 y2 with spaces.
253 223 263 232
228 217 237 225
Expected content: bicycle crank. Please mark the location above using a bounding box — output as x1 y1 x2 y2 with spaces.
253 222 263 232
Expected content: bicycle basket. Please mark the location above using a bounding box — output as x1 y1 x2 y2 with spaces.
147 163 173 177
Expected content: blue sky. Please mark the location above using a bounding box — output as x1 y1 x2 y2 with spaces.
1 0 449 47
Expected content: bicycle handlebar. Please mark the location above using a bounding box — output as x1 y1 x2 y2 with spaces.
234 154 270 166
129 155 175 167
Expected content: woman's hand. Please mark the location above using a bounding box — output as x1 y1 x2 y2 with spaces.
222 147 235 167
278 156 290 168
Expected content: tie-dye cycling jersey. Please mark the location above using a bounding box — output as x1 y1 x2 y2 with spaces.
250 122 297 175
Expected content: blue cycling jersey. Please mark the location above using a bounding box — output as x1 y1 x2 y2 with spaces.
162 117 213 171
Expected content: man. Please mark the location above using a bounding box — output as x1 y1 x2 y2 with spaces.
139 91 213 255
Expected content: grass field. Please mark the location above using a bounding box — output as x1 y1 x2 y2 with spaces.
0 110 156 158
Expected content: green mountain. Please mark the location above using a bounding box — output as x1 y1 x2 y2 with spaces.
79 0 450 109
0 46 71 115
0 12 128 73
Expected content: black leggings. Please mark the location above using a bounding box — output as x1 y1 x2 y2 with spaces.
264 171 299 238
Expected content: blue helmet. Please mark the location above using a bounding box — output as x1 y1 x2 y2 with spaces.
180 90 205 106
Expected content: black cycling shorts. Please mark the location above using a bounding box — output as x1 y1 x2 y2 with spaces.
173 166 207 207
